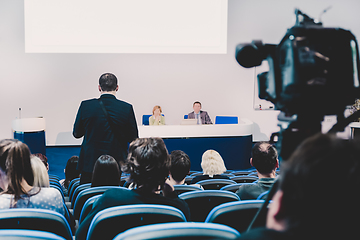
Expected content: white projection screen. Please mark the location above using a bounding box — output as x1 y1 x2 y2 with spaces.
24 0 228 54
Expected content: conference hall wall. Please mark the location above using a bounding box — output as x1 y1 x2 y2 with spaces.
1 0 358 145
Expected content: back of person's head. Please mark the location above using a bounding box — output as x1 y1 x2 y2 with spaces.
30 155 49 187
0 139 34 199
122 138 170 191
99 73 118 92
64 156 80 189
33 153 49 171
91 155 121 187
169 150 191 183
275 133 360 238
201 150 226 177
251 142 278 174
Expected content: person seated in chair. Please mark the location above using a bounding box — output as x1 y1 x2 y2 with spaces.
236 142 278 200
91 155 121 187
188 101 212 124
76 138 190 240
191 150 229 184
239 133 360 240
149 105 165 125
168 150 191 186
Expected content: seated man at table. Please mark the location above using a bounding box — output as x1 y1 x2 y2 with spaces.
236 141 278 200
75 138 190 240
188 101 212 124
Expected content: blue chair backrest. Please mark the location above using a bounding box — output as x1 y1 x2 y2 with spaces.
215 116 238 124
0 208 73 240
184 115 188 119
113 222 240 240
86 204 187 240
142 115 152 125
0 229 66 240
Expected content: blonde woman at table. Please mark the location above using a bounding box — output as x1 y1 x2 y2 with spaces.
149 105 165 125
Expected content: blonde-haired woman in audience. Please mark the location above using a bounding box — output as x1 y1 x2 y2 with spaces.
0 139 64 215
191 149 230 184
31 155 50 187
149 105 165 125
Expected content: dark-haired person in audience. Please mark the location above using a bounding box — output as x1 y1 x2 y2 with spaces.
73 73 138 184
239 133 360 240
188 101 212 124
168 150 191 186
75 138 190 240
91 155 121 187
236 142 278 200
60 156 80 196
190 150 230 184
0 139 64 215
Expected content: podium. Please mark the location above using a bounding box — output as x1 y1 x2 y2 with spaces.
12 118 46 155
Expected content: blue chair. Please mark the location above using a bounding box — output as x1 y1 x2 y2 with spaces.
179 190 240 222
73 186 126 220
0 209 73 240
205 200 266 233
215 116 238 124
0 229 66 240
79 195 102 224
113 222 240 240
196 179 237 190
257 191 270 200
230 176 258 183
184 115 188 119
142 115 152 125
173 184 203 195
220 183 255 193
71 183 91 208
86 204 187 240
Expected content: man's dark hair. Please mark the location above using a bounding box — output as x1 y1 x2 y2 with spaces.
99 73 118 91
193 101 202 106
170 150 191 182
251 142 278 174
122 138 170 191
277 133 360 238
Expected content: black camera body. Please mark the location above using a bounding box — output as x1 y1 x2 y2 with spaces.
236 9 360 160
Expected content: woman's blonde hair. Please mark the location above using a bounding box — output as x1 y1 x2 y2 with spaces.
201 150 227 177
31 156 49 187
152 105 162 114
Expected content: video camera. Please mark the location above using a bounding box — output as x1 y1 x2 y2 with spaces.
235 9 360 160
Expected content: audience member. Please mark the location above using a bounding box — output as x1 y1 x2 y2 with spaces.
188 101 212 124
168 150 191 185
33 153 49 171
91 155 121 187
236 142 278 200
191 150 229 184
30 155 50 188
239 133 360 240
60 156 80 196
76 138 190 240
0 139 64 215
149 105 165 125
73 73 138 184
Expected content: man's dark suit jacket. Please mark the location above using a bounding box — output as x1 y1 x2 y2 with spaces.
188 110 212 124
73 94 138 173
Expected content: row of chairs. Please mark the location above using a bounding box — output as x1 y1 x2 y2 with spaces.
0 199 265 239
0 222 241 240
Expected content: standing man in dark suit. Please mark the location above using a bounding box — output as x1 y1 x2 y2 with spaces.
188 101 212 124
73 73 138 184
